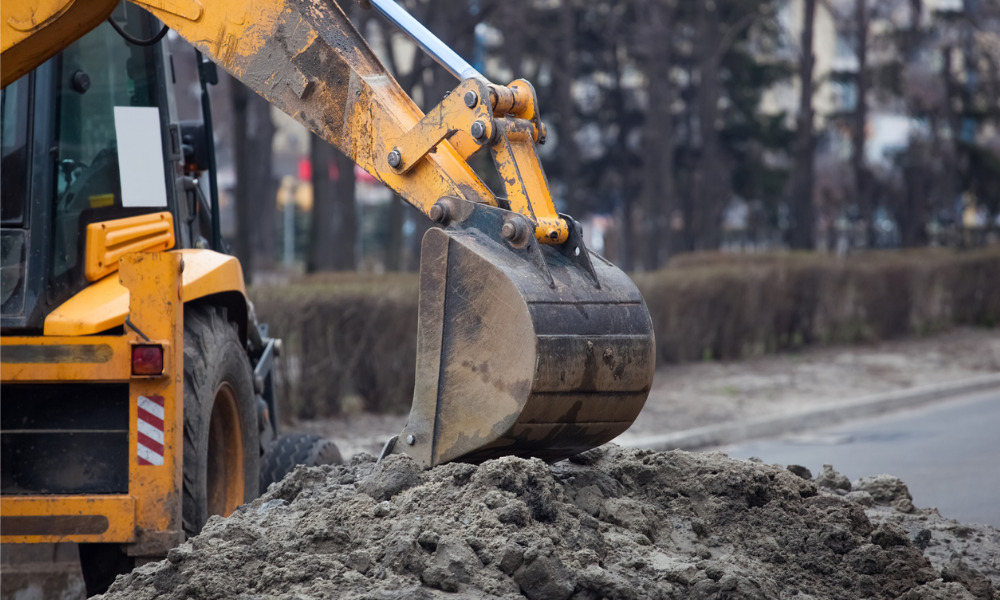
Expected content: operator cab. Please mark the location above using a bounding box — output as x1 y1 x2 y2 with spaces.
1 4 192 333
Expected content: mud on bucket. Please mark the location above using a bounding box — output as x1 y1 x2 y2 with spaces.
393 201 655 469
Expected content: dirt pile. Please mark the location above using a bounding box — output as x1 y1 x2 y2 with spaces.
100 447 998 600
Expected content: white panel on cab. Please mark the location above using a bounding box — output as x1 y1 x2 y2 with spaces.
114 106 168 208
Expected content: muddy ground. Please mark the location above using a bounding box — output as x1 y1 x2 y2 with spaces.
100 447 998 600
5 329 997 599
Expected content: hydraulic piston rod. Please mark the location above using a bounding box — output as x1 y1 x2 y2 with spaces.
361 0 486 82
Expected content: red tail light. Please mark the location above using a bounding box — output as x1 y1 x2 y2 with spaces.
132 344 164 376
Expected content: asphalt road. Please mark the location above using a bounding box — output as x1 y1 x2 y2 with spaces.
718 389 1000 528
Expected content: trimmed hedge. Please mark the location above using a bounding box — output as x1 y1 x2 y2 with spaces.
634 247 1000 363
251 247 1000 419
251 273 419 419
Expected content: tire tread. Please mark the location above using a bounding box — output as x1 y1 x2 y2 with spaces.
260 434 342 493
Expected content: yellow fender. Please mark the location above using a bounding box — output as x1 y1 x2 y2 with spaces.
44 249 247 338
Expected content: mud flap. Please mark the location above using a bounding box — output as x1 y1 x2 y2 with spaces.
397 199 655 468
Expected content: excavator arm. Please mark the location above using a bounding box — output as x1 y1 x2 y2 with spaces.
2 0 655 467
2 0 563 241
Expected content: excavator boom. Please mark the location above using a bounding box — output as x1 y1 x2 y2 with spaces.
2 0 655 467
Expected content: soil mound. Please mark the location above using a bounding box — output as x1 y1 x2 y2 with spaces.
100 447 998 599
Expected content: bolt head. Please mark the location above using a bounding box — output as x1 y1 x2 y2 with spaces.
471 120 487 140
501 217 531 245
429 201 451 224
406 434 416 445
501 221 517 240
387 149 402 168
464 90 479 108
547 229 560 240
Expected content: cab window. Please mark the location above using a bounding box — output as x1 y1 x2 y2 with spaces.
51 5 163 280
1 76 30 227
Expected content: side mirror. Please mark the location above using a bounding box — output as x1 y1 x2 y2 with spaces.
179 120 210 174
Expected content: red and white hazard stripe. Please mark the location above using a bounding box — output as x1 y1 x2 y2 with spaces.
137 394 165 466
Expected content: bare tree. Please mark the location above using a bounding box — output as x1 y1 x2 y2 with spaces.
230 80 276 282
788 0 817 250
686 2 763 251
636 0 677 268
306 136 357 272
850 0 873 245
896 0 932 247
688 2 725 251
540 0 583 220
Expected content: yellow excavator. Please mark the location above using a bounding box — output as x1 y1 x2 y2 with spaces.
0 0 655 593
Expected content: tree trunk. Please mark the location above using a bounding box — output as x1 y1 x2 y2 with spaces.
230 81 276 283
789 0 817 250
384 195 405 271
549 0 582 217
681 64 698 252
691 5 726 251
607 25 634 271
307 137 357 272
306 135 337 273
637 0 676 269
898 0 928 247
332 151 357 271
851 0 872 246
900 143 930 247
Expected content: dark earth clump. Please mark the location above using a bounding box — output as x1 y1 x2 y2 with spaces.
98 447 999 600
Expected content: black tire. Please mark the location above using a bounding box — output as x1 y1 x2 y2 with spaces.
182 305 259 538
260 434 342 494
78 543 134 596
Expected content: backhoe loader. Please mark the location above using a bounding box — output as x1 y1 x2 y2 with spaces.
0 0 655 592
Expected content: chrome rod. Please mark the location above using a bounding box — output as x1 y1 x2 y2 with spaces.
366 0 486 82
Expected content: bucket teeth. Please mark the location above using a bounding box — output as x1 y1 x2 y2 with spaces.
397 201 655 468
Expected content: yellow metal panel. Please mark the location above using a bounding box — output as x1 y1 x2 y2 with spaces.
43 249 245 336
119 253 185 550
0 336 130 382
3 253 188 553
385 79 494 175
491 119 567 243
129 0 283 82
41 276 131 337
85 212 175 282
0 496 136 544
174 248 246 303
0 0 118 88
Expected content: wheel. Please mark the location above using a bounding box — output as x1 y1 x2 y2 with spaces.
260 434 342 494
182 304 259 537
78 543 134 596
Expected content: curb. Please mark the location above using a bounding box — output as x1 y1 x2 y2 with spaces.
620 372 1000 452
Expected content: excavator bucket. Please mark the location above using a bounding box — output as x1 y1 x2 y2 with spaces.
394 199 655 468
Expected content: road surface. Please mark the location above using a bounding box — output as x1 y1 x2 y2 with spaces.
719 389 1000 528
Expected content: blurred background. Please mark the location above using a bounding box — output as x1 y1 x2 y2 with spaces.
165 0 1000 419
170 0 1000 275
